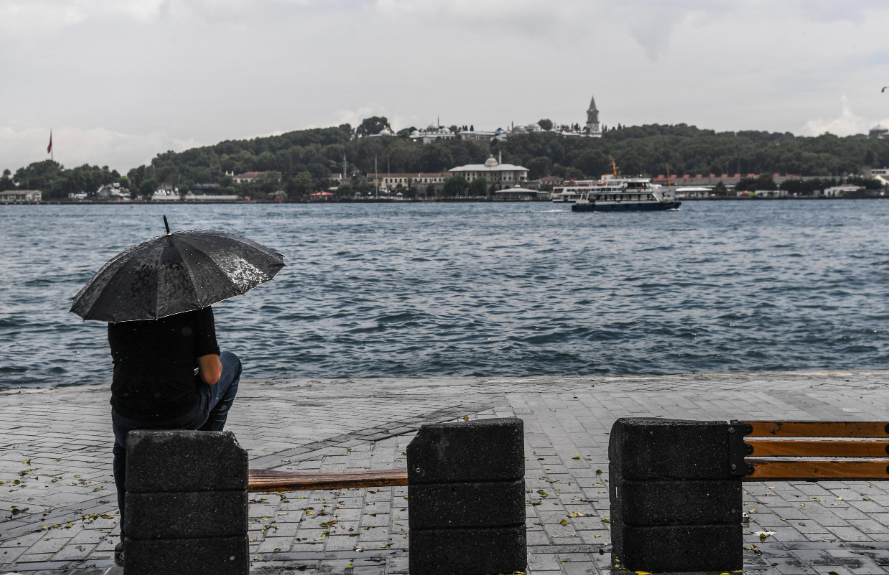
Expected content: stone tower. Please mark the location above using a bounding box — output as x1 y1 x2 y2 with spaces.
586 94 600 134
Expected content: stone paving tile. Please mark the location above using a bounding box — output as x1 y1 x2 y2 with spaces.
3 371 889 573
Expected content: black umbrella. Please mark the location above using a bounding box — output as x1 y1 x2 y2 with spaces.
71 216 285 322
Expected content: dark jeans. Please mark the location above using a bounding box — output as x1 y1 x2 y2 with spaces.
112 350 241 540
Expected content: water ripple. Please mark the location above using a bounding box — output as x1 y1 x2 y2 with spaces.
1 201 889 387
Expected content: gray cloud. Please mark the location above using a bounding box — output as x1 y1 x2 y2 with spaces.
1 0 888 172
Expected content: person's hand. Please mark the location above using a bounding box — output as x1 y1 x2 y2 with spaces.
198 354 223 385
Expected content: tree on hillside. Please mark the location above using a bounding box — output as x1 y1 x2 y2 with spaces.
526 157 552 180
288 172 314 199
565 167 584 181
140 179 157 196
755 173 777 190
0 169 14 191
443 175 468 197
734 177 754 192
468 177 487 197
127 165 146 189
713 181 728 196
335 182 353 199
5 120 885 199
420 145 454 173
538 119 553 130
356 117 390 138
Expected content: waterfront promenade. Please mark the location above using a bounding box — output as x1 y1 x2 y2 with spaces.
2 370 889 574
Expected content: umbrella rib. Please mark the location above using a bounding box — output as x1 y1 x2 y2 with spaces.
154 237 168 319
192 231 284 262
202 230 284 259
174 235 245 299
74 243 156 320
166 236 206 311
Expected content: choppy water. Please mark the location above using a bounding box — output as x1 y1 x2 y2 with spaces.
2 201 889 388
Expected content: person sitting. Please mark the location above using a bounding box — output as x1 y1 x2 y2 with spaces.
107 306 241 566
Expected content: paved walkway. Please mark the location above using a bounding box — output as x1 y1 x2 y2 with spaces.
2 371 889 574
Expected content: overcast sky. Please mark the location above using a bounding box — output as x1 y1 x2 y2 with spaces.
2 0 889 173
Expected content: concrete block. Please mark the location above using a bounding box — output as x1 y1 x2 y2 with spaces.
609 418 732 480
126 430 248 493
409 525 527 575
612 523 743 572
409 479 525 529
124 535 248 575
125 491 248 539
407 418 524 484
610 475 743 525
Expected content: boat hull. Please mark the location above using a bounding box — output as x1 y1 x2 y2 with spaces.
571 201 681 212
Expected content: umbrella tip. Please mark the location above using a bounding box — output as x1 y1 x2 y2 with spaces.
163 215 170 235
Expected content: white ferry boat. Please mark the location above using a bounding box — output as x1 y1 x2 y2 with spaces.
571 160 680 212
572 176 680 212
551 181 595 203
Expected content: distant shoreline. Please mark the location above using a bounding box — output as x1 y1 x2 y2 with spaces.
1 196 887 206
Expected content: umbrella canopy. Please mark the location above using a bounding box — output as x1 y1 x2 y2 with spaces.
71 219 285 322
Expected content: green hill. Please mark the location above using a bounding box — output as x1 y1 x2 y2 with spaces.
7 119 889 199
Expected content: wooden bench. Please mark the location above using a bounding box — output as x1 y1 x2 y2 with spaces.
248 469 408 492
737 420 889 481
246 421 889 492
608 417 889 573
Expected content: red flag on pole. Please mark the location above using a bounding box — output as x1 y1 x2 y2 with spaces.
47 130 52 154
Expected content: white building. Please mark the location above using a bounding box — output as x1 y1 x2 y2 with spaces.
225 171 278 184
409 124 457 144
183 193 240 201
869 168 889 187
0 190 41 202
449 154 529 189
372 172 451 191
367 126 395 138
509 123 545 136
820 185 863 197
459 130 498 144
97 183 129 198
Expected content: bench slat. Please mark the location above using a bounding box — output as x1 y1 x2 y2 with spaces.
248 469 408 492
743 421 889 438
747 440 889 457
744 459 889 481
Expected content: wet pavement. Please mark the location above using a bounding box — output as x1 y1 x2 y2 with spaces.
2 370 889 574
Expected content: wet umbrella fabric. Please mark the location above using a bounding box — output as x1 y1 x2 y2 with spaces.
70 230 285 323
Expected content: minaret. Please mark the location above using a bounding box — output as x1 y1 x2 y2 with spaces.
498 150 502 165
586 94 600 134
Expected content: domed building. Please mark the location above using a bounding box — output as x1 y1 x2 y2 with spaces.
869 124 889 139
448 153 529 190
411 123 456 144
368 126 395 138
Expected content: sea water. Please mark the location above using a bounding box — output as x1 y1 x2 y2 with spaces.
1 200 888 388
